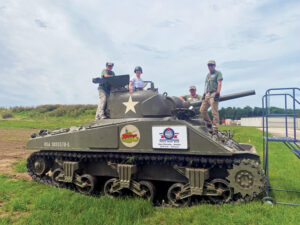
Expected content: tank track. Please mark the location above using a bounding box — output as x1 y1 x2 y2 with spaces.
27 151 265 206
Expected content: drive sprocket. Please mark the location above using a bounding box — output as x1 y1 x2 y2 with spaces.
227 159 264 199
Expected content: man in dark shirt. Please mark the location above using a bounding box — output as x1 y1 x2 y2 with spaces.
95 62 115 120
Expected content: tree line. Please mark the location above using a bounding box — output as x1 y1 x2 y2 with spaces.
1 105 299 120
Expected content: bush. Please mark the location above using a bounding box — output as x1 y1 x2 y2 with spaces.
36 105 60 113
48 107 66 117
11 106 34 113
1 105 97 119
46 105 97 117
2 112 14 119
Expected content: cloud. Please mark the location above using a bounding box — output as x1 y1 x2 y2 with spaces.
0 0 299 108
221 59 267 70
34 19 47 28
131 43 163 54
155 19 183 28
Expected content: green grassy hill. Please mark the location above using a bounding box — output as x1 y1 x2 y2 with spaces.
0 105 96 129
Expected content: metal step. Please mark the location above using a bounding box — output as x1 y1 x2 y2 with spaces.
265 137 300 142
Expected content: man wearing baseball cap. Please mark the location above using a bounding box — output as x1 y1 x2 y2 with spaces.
200 60 223 134
95 62 115 120
180 85 201 103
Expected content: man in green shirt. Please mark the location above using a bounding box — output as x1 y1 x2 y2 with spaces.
180 85 201 103
200 60 223 133
95 62 115 120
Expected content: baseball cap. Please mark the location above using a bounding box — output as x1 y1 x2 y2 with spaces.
106 62 114 67
207 60 216 65
189 85 196 90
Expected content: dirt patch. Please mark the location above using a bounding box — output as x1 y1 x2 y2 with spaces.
0 210 29 220
0 128 36 180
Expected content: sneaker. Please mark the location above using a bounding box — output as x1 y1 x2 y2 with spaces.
212 130 219 135
100 115 107 119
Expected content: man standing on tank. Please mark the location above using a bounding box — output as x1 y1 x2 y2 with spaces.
200 60 223 134
179 85 201 103
95 62 115 120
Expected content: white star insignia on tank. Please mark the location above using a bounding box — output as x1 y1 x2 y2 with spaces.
122 96 139 114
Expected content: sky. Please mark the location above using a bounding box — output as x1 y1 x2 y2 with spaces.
0 0 299 108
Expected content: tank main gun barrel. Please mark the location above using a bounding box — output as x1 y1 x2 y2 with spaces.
189 90 256 107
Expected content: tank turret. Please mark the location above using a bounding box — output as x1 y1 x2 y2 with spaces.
104 75 255 119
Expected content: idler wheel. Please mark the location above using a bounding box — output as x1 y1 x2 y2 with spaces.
208 179 232 204
52 168 64 187
167 183 191 207
33 157 48 176
104 178 121 197
139 181 156 203
76 174 96 194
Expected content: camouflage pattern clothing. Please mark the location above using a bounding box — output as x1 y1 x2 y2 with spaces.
182 94 201 103
95 69 115 120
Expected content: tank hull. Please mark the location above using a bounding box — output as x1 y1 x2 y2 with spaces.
26 118 264 206
26 118 251 156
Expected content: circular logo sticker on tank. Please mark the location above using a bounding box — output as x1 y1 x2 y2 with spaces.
163 128 175 140
120 125 140 148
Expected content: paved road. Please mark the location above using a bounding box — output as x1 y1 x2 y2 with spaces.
259 127 300 139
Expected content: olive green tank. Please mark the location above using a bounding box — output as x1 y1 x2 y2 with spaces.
26 75 265 206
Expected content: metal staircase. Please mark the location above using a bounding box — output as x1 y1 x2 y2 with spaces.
262 87 300 206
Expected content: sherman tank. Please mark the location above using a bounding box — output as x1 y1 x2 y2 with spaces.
26 75 265 206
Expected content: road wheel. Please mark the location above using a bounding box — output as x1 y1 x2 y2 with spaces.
167 183 190 207
52 168 64 187
208 179 232 204
76 174 96 194
139 181 156 203
104 178 121 197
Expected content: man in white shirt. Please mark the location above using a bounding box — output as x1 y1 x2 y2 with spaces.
129 66 144 93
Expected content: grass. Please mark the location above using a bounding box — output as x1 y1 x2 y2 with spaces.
13 160 27 173
0 117 94 129
222 126 300 204
0 120 300 224
0 173 299 225
0 175 154 225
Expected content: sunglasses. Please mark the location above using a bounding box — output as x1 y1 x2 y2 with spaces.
208 64 215 67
